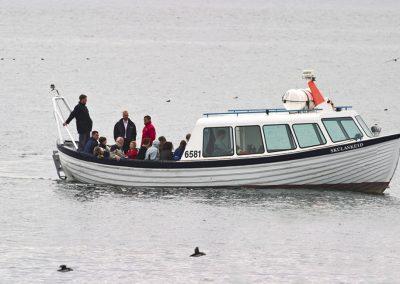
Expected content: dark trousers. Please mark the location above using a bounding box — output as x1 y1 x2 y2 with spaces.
78 132 90 151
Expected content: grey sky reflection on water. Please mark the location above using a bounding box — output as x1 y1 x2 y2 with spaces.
55 181 400 212
1 0 400 280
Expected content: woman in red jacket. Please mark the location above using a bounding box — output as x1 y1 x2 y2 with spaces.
141 115 156 145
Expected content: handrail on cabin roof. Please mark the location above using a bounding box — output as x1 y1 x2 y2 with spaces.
228 108 286 113
203 106 352 117
335 106 352 111
204 108 320 117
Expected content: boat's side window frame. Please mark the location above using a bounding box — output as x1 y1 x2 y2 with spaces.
355 115 373 138
262 124 297 152
292 123 327 149
202 126 234 158
322 117 363 142
234 125 265 155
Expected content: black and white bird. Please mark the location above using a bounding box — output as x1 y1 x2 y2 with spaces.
385 57 399 63
190 247 206 257
57 265 73 272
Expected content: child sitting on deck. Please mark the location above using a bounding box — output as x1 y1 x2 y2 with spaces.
98 136 110 158
160 141 173 160
126 141 138 159
173 140 187 161
137 138 151 160
93 146 105 159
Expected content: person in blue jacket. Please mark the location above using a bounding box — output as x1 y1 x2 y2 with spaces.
83 131 99 155
173 140 187 161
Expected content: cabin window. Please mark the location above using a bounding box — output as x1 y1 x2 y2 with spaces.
322 119 347 142
355 115 373 137
263 124 296 152
292 123 327 148
235 126 265 155
322 117 363 142
203 127 234 157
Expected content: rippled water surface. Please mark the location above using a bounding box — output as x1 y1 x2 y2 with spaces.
1 0 400 282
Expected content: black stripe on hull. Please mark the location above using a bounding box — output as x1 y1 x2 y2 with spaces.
57 134 400 169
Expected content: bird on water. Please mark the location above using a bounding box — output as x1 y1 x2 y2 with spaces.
190 247 206 257
57 265 73 272
385 57 399 63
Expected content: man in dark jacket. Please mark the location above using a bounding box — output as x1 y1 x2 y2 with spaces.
83 131 99 154
113 110 137 152
63 94 93 151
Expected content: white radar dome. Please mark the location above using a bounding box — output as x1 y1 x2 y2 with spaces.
282 89 315 111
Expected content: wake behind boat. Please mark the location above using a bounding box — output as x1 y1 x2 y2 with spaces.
52 71 400 194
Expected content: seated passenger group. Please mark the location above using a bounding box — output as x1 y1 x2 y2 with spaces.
84 111 189 162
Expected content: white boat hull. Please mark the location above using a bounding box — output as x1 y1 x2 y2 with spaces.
56 134 400 194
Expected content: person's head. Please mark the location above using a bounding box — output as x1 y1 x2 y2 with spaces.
163 141 173 151
186 133 191 141
142 138 151 148
158 136 166 145
129 141 137 149
144 115 151 125
122 110 129 121
217 129 226 140
152 140 160 149
116 137 124 148
179 140 187 149
99 136 107 146
79 94 87 104
93 146 104 157
91 130 99 140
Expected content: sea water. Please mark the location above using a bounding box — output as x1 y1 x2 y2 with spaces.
1 0 400 282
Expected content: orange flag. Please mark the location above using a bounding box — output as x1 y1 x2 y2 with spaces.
308 80 325 106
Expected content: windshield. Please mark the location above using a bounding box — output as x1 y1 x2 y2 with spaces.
355 115 373 137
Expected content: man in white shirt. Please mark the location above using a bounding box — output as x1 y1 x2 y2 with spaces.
113 110 137 152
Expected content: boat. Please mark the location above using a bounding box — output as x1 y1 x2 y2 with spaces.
51 71 400 194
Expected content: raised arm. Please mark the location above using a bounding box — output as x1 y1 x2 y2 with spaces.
64 105 77 126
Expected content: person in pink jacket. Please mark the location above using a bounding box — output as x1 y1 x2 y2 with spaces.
141 115 156 145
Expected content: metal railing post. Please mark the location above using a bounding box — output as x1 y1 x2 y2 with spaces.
51 88 78 150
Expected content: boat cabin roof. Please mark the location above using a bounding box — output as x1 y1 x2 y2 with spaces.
197 107 358 127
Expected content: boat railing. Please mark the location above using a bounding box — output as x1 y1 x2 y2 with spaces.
203 108 322 117
335 106 352 111
51 85 78 150
203 106 353 117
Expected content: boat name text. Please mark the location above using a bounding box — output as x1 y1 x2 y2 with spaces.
330 142 364 154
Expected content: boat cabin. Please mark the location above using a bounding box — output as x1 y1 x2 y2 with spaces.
181 107 373 161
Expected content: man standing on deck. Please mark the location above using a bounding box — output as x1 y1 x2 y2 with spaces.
113 110 137 152
63 94 93 151
141 115 156 145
